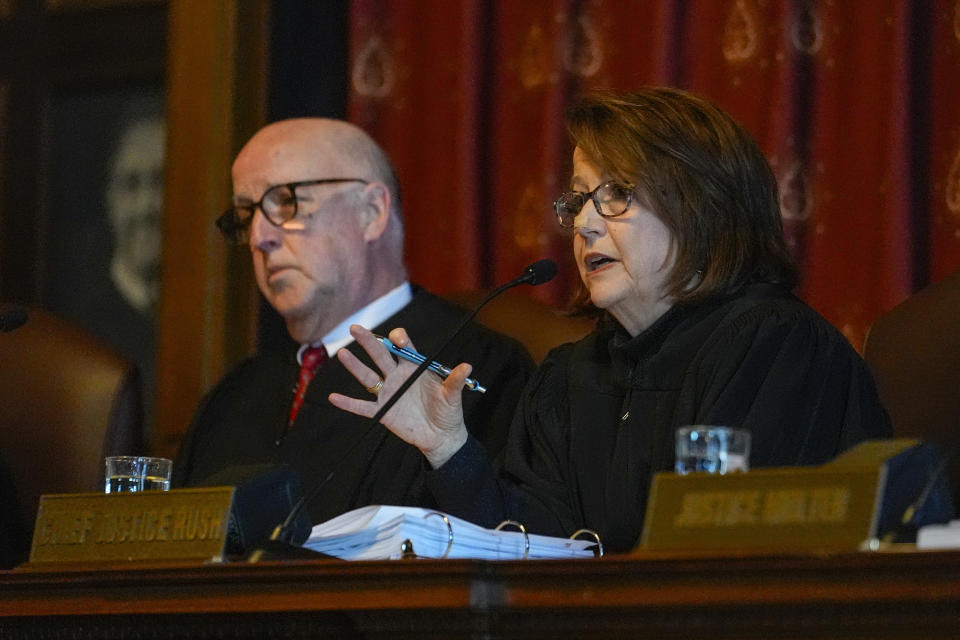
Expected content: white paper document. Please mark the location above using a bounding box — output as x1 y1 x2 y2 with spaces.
916 519 960 549
302 505 600 561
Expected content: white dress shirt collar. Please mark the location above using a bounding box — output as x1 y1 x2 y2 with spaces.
297 282 413 364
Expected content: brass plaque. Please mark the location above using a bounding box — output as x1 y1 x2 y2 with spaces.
28 487 234 565
638 439 919 553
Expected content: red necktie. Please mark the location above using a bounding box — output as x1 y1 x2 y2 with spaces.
289 345 328 427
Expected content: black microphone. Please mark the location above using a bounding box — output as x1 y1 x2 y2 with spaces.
248 259 558 560
0 305 28 333
509 258 558 287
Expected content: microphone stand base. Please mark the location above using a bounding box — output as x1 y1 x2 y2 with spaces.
245 539 336 563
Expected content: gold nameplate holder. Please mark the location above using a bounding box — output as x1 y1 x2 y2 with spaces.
639 439 920 553
26 487 235 567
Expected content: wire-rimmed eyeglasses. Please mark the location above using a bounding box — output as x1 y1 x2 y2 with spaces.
553 180 635 229
216 178 369 244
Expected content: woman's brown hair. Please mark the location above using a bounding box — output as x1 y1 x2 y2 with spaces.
566 87 798 312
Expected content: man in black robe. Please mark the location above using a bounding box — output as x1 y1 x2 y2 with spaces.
172 119 533 528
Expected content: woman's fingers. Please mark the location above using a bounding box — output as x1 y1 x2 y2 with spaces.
387 327 415 351
440 362 473 399
388 327 474 393
350 324 400 374
328 390 377 418
336 344 375 379
328 324 470 467
337 324 473 398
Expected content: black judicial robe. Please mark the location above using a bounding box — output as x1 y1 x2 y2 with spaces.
428 283 892 552
172 287 535 526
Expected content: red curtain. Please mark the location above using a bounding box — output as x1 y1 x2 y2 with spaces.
348 0 960 350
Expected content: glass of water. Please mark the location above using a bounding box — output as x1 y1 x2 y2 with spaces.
105 456 172 493
140 456 172 491
674 426 751 475
105 456 142 493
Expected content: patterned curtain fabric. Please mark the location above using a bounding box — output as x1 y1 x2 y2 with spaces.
347 0 960 350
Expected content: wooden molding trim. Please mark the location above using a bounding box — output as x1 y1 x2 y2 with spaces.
155 0 267 458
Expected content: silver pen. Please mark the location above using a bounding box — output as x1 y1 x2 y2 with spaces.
374 334 486 393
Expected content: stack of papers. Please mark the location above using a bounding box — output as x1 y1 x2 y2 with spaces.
916 519 960 549
303 505 599 560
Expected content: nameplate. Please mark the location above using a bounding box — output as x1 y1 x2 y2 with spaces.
28 487 235 565
638 439 918 552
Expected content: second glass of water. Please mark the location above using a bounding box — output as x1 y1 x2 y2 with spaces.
141 456 172 491
674 426 751 475
105 456 172 493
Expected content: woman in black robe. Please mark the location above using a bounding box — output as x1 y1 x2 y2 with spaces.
329 87 891 552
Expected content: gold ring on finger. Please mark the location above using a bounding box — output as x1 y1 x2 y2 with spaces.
365 379 384 396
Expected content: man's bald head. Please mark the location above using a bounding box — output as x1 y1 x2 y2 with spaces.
235 118 402 224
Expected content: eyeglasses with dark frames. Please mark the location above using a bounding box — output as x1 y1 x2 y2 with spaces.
216 178 369 244
553 180 635 229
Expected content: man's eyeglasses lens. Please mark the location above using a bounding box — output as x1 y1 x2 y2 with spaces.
217 184 299 243
216 179 367 244
554 181 633 228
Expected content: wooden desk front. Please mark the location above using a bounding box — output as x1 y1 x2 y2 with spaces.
1 549 959 638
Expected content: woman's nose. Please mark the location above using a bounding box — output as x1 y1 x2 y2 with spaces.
573 200 603 237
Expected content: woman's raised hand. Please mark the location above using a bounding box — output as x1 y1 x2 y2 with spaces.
328 325 470 468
